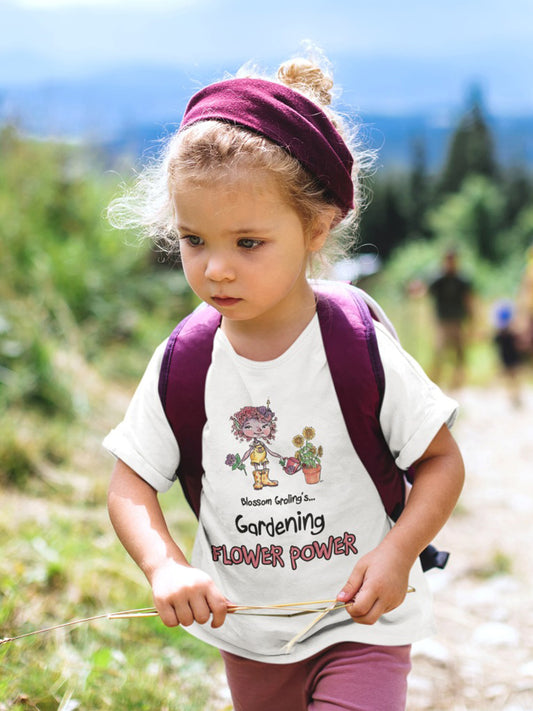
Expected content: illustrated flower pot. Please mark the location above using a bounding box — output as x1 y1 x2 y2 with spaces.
303 465 321 484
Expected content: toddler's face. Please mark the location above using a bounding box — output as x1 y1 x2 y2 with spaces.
173 170 326 334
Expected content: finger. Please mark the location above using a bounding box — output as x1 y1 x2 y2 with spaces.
337 567 365 603
346 597 383 625
189 597 213 626
345 586 377 619
156 601 180 628
173 600 195 627
208 595 229 629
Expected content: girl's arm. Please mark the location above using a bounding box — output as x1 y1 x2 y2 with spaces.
107 459 228 628
241 446 253 462
337 424 465 624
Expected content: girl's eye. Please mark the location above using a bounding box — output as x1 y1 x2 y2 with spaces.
238 238 262 250
181 234 203 247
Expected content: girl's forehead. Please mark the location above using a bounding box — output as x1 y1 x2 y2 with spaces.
172 170 297 229
173 167 284 202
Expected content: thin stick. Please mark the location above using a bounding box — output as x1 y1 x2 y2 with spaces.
0 608 158 645
1 612 112 646
283 586 416 654
283 600 340 654
106 609 159 619
227 598 338 613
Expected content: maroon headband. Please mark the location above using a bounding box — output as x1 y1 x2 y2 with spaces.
179 78 354 216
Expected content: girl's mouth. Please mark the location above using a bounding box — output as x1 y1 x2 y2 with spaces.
212 296 242 307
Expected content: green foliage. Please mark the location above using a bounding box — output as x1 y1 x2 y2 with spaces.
0 422 36 487
374 233 525 304
504 204 533 255
358 90 533 269
0 128 189 508
358 173 409 258
406 138 432 238
0 125 189 349
427 175 506 262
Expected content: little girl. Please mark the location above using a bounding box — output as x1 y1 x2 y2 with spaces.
104 55 464 711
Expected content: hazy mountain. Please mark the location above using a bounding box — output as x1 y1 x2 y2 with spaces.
1 62 532 172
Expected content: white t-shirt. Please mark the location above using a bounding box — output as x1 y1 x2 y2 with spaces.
103 304 457 663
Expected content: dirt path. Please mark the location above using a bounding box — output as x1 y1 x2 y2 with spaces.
408 383 533 710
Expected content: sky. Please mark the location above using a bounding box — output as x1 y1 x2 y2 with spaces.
1 0 532 114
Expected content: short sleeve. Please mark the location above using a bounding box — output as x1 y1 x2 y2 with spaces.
102 340 180 492
375 322 458 470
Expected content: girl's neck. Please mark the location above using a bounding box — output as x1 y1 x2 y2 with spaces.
221 284 317 361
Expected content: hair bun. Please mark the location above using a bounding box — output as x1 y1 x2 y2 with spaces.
277 58 334 106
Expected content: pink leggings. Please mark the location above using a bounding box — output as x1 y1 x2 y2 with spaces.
221 642 411 711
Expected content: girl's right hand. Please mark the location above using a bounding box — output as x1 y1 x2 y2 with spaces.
150 560 228 629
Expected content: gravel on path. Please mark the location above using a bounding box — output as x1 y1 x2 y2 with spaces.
408 384 533 711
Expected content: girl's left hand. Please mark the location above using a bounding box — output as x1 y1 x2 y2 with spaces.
336 543 412 625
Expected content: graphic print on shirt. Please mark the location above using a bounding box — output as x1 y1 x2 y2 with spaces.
212 400 363 573
225 400 324 490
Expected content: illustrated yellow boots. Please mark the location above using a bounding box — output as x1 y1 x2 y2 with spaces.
253 471 263 490
261 469 278 487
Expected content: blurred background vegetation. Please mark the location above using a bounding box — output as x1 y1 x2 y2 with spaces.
0 92 532 709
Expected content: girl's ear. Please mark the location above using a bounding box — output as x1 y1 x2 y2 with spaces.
307 208 337 253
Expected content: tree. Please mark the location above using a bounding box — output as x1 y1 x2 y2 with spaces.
428 175 505 262
358 175 408 259
502 164 533 229
406 137 432 238
439 85 498 195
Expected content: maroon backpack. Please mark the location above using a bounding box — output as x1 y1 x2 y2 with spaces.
158 282 448 571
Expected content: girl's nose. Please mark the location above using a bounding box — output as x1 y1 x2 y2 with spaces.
205 251 235 282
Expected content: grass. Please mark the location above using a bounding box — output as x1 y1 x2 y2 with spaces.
0 359 229 711
0 493 227 711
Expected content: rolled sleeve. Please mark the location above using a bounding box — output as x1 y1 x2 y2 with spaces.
102 341 180 492
375 323 458 470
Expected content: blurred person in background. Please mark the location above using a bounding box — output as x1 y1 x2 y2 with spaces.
427 249 474 390
492 300 524 407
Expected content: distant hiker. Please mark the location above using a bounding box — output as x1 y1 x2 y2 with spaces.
428 249 474 389
493 300 524 407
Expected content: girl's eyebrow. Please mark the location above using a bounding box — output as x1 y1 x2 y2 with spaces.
176 224 198 234
232 225 276 236
177 223 276 236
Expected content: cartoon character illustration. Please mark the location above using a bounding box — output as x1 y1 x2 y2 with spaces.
225 401 324 489
226 401 284 490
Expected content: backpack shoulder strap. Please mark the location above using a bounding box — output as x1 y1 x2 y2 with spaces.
313 281 405 521
158 303 221 517
314 281 449 571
